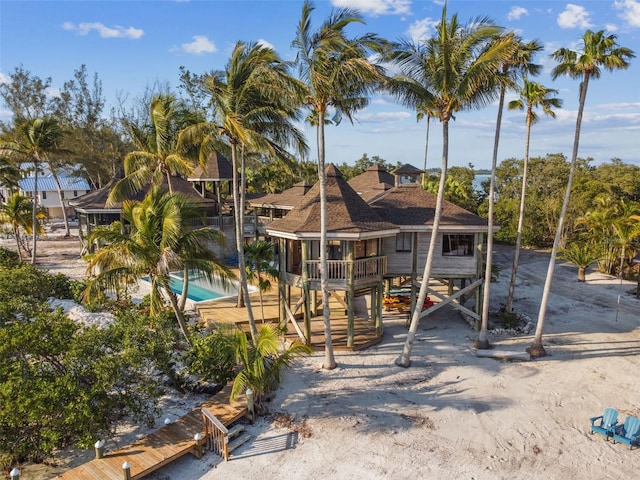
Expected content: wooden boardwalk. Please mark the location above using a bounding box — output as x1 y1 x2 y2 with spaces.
56 385 247 480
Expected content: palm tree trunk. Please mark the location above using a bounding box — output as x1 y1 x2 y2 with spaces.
396 117 450 367
476 85 506 349
318 112 336 370
31 158 39 265
529 74 590 357
179 266 189 311
12 225 23 261
506 109 533 312
50 168 71 237
421 116 431 187
232 144 258 342
165 290 192 347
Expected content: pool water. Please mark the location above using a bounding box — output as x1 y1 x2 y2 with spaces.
142 272 239 303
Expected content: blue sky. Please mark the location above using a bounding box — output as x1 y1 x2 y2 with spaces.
1 0 639 170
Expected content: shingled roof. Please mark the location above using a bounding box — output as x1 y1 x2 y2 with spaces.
70 176 217 212
347 165 395 202
266 164 398 239
369 184 488 229
187 151 233 181
249 181 313 210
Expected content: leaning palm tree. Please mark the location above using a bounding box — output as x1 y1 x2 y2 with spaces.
86 186 233 346
0 193 42 261
505 80 562 312
195 41 307 344
0 117 64 264
416 105 438 187
292 0 385 369
476 34 542 349
108 94 198 203
528 30 634 357
385 6 512 367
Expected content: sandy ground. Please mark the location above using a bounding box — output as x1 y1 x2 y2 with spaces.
5 233 640 480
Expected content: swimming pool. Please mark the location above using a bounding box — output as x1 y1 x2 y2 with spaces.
143 272 251 303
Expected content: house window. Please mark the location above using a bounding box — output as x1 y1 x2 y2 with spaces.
42 191 47 200
442 234 474 256
396 233 412 252
73 190 78 197
60 191 64 200
328 240 343 260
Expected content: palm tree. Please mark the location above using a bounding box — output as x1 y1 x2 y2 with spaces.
560 243 601 282
231 324 311 415
292 0 384 369
476 34 542 350
505 80 561 312
385 6 512 367
108 94 198 203
0 193 42 261
0 117 64 264
528 30 635 357
611 201 640 279
86 187 233 346
244 240 279 323
195 41 307 344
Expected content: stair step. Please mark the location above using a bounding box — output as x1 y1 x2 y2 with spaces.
227 423 245 438
227 432 251 454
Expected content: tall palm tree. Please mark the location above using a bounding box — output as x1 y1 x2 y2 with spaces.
108 94 198 203
196 41 307 343
86 187 233 346
0 193 42 261
0 117 64 264
611 201 640 279
476 34 542 349
505 80 562 311
385 6 512 367
293 0 384 369
528 29 634 357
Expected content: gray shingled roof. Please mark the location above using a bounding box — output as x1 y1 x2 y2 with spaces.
187 151 233 181
70 176 217 212
369 184 488 228
347 165 395 202
266 164 398 239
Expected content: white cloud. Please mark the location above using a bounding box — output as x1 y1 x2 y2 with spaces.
605 23 619 32
257 38 275 50
0 72 9 84
62 21 143 39
331 0 410 16
357 111 411 123
46 87 61 99
172 35 216 55
614 0 640 27
507 6 529 21
557 4 593 29
407 17 437 43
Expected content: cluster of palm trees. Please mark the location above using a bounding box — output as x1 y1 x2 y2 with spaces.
0 2 635 367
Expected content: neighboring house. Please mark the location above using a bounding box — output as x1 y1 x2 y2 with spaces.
69 174 230 256
260 163 494 348
14 174 90 220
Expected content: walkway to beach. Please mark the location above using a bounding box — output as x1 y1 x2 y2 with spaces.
56 385 247 480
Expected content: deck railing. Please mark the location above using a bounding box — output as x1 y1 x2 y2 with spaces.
305 256 387 281
202 408 231 461
185 216 235 229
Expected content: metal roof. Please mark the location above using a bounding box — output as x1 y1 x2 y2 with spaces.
19 175 91 192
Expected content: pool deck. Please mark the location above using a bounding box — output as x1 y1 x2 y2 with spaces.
196 285 384 351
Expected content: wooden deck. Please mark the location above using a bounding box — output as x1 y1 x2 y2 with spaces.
56 385 247 480
196 289 383 351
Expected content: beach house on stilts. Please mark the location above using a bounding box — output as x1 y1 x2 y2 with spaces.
261 164 491 350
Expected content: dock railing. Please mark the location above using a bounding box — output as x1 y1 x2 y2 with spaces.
202 408 231 461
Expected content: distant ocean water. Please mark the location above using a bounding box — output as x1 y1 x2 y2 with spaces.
473 174 490 190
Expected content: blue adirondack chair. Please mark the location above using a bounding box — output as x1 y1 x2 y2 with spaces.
612 416 640 449
590 407 618 440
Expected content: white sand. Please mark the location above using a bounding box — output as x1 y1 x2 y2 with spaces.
7 235 640 479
